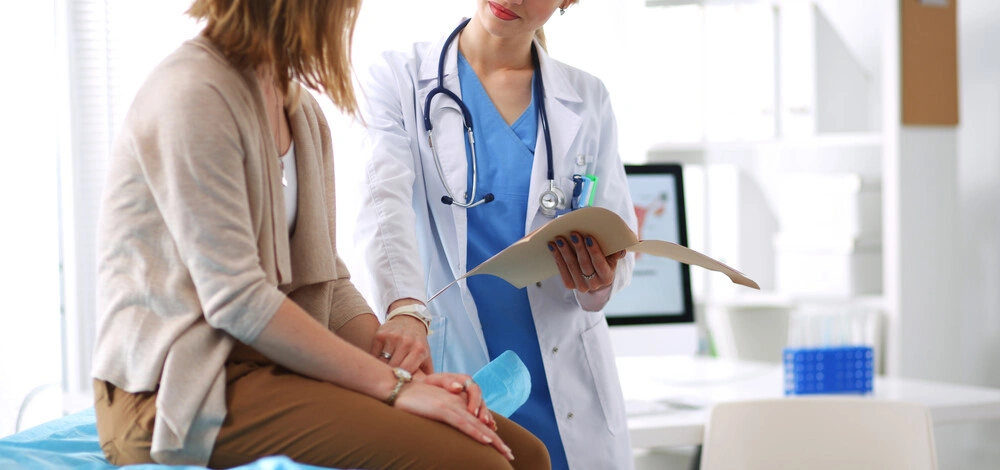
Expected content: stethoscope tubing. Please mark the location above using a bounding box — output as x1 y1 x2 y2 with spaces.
422 18 560 212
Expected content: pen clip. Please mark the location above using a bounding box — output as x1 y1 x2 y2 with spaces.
571 174 584 210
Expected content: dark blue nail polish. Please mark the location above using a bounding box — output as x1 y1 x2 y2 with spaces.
548 243 555 251
556 239 565 247
571 235 579 243
586 237 593 247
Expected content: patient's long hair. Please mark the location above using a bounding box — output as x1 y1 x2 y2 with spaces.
187 0 361 115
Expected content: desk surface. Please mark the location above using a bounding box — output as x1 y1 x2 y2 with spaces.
618 355 1000 448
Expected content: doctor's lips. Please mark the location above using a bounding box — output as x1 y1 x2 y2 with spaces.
488 2 520 21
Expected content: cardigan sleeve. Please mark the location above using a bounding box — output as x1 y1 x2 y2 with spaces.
129 81 285 344
328 255 376 332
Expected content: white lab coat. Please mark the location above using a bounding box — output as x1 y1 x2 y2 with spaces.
355 28 638 470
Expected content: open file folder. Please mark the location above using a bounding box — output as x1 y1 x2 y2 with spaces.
430 206 758 301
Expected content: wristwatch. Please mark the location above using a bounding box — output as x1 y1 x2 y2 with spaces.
386 303 432 333
384 367 412 406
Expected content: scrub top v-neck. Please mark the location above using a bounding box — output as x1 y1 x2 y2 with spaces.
458 52 570 470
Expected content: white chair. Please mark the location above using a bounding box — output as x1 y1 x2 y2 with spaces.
700 398 938 470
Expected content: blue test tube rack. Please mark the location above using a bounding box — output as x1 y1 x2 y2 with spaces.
783 346 874 395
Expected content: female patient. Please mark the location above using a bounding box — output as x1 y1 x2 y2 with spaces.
90 1 548 468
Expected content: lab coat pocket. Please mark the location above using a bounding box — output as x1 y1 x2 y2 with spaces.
581 319 626 436
428 316 447 373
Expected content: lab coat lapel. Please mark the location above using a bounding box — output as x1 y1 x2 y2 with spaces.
417 34 468 211
526 42 584 231
418 26 490 361
418 29 471 268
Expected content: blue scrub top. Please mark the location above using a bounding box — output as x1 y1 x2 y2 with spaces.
458 52 569 470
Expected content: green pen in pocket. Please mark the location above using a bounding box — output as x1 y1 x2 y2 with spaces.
582 174 598 207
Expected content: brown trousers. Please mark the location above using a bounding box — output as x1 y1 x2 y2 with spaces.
94 360 550 469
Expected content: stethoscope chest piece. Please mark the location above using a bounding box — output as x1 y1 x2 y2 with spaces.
539 180 567 218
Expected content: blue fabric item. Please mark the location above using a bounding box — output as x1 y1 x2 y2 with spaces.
0 408 329 470
458 52 570 470
473 350 531 418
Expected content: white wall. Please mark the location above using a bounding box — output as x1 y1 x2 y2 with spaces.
946 0 1000 466
884 0 1000 466
0 3 64 437
327 0 474 302
956 0 1000 392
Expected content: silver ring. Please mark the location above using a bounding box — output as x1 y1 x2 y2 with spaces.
582 271 596 281
380 351 392 360
462 378 474 391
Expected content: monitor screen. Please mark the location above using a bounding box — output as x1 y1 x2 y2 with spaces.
604 164 694 326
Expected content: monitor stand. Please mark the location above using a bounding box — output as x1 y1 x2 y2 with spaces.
609 323 699 357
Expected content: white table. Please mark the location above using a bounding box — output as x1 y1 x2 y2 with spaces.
618 355 1000 449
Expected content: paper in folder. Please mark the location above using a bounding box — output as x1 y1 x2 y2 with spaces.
430 206 758 301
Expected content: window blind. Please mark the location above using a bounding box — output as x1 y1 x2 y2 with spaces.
61 0 199 409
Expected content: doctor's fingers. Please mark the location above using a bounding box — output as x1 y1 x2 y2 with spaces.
554 233 599 292
369 336 391 362
372 323 431 373
548 238 581 290
568 231 608 291
389 337 431 373
582 234 618 288
418 355 436 375
394 348 430 374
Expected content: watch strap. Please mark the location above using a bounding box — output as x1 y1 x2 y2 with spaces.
385 368 410 406
386 304 431 333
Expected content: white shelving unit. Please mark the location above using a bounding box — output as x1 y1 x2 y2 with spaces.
640 0 887 369
640 1 1000 466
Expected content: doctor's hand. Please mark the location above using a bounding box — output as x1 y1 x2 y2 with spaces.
372 308 433 375
548 231 626 293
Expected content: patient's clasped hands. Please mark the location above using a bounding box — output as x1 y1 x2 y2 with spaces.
393 371 511 460
372 302 509 459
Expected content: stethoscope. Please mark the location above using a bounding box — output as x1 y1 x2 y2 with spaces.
423 18 567 218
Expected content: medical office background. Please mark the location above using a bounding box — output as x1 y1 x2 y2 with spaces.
1 0 998 467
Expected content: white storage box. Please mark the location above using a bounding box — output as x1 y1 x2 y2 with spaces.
774 233 882 297
773 173 881 236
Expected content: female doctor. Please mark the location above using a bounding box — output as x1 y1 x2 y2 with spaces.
356 1 638 468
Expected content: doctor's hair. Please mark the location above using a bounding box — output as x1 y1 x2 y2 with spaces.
535 0 580 51
534 28 547 51
187 0 361 116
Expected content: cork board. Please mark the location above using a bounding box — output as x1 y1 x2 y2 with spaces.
901 0 959 125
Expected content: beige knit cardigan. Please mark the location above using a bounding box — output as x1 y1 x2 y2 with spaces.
91 36 372 466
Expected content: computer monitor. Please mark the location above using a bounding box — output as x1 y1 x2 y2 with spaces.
607 163 698 356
